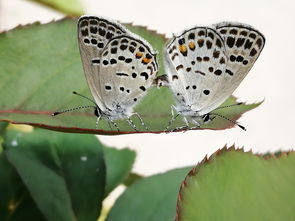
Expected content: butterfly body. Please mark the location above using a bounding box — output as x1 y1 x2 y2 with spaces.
164 22 265 129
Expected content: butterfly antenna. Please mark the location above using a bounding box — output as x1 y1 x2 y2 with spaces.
214 102 243 110
52 105 95 116
209 113 246 131
72 91 97 106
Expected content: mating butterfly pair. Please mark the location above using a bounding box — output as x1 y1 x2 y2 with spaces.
53 16 265 132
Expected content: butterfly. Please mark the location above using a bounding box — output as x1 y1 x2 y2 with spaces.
164 22 265 131
52 16 159 131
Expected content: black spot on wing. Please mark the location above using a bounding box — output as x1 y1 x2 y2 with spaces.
83 38 90 44
188 32 195 40
244 39 253 49
249 33 256 39
176 65 183 71
216 38 222 48
229 29 238 35
98 28 106 36
139 86 146 91
110 59 117 64
250 48 257 57
214 69 222 75
208 32 215 40
111 48 117 54
206 40 212 49
91 39 97 45
90 26 97 34
89 19 98 25
118 56 125 61
140 72 148 80
172 53 179 60
81 29 88 36
91 58 100 64
172 75 178 80
80 20 88 27
213 50 220 58
236 38 245 47
129 46 135 53
116 72 129 76
226 37 235 48
236 55 244 62
225 69 234 76
256 38 263 48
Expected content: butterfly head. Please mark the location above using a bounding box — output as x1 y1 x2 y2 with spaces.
94 107 103 117
175 103 202 118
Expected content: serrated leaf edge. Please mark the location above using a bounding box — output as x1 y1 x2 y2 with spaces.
0 17 167 42
175 145 294 221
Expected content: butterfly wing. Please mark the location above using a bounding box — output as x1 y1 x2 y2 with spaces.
164 27 228 114
98 35 158 116
77 16 129 110
165 23 265 116
204 22 266 115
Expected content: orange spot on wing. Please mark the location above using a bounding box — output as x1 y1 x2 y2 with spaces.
142 57 151 64
136 52 143 58
188 42 195 50
179 45 187 53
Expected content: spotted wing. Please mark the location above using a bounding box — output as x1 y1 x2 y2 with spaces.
98 35 158 116
77 16 129 110
200 22 265 115
164 27 229 114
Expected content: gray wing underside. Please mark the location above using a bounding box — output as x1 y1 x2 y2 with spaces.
98 35 158 112
164 27 229 113
77 16 129 110
165 22 265 115
206 22 265 114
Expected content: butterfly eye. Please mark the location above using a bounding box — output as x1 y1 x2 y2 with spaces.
203 114 210 122
94 108 100 117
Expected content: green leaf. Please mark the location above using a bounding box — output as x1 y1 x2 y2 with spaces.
28 0 84 16
176 147 295 221
107 167 192 221
123 172 143 186
4 129 106 221
103 145 136 196
0 18 260 135
4 192 46 221
0 142 45 220
0 122 8 137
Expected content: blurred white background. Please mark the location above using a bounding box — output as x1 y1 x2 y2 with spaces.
1 0 294 177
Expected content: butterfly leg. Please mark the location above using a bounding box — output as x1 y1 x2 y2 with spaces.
165 105 179 132
189 118 201 130
108 117 120 132
131 112 149 131
172 116 190 132
127 117 138 132
107 120 113 131
95 116 101 129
